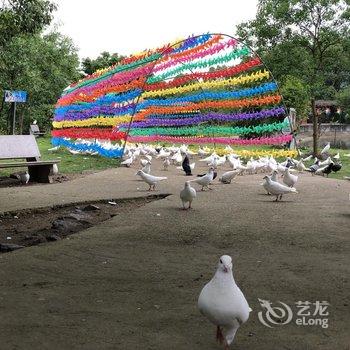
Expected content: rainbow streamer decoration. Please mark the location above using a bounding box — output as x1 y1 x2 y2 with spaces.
53 34 294 157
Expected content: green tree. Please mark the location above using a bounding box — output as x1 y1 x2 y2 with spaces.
0 0 56 47
82 51 125 75
336 86 350 121
280 75 310 122
0 32 79 132
237 0 350 155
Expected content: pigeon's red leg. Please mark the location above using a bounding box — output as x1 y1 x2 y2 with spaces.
148 185 152 191
216 326 225 344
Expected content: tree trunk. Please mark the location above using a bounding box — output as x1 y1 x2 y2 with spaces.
311 98 318 156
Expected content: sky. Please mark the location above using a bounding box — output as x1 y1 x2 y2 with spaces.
53 0 258 59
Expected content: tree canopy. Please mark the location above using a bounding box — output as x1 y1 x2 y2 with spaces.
237 0 350 153
0 0 79 133
81 51 125 76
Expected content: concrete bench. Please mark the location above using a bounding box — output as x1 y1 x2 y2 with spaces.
29 124 45 137
0 135 60 183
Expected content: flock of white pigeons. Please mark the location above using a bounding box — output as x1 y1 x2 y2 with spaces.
119 142 346 348
121 141 344 208
46 141 346 348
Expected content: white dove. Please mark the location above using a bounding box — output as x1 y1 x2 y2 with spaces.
47 146 60 152
121 155 134 167
296 160 307 172
321 142 330 155
262 170 278 195
262 175 298 201
163 157 170 171
140 158 149 167
198 147 209 157
283 168 298 187
219 170 239 184
190 168 214 191
135 170 167 191
180 181 197 210
141 162 151 174
198 255 251 349
302 155 313 162
52 164 59 175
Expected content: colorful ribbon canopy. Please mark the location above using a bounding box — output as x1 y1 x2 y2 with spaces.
53 33 295 157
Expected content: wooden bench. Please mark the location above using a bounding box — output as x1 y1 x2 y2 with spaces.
29 124 45 137
0 135 60 183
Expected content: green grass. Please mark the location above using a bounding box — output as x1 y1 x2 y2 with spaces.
299 148 350 180
0 136 120 176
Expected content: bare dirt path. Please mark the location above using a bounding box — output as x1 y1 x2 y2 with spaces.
0 160 349 349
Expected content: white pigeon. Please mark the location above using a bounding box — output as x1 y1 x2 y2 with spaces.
219 170 239 184
47 146 60 152
121 155 134 167
19 171 30 184
157 149 171 159
163 157 170 171
180 181 197 210
302 155 313 162
319 157 332 166
262 170 278 195
140 158 149 167
283 168 298 187
68 149 81 155
198 255 251 349
296 160 307 172
141 162 151 174
190 168 214 191
262 175 298 201
136 170 167 191
52 164 59 175
172 151 183 165
198 147 209 157
321 142 330 155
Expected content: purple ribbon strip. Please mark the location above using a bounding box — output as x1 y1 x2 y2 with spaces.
119 107 285 129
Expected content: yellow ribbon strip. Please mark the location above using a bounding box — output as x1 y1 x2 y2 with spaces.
141 70 270 98
52 116 132 129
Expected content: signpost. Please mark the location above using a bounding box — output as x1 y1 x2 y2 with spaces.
3 90 27 135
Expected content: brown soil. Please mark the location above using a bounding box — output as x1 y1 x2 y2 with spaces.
0 195 166 252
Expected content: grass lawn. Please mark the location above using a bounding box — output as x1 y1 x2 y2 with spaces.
298 147 350 180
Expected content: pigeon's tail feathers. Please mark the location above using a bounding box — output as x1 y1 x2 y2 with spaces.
290 187 298 194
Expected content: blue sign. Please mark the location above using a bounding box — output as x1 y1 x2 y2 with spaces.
4 90 27 103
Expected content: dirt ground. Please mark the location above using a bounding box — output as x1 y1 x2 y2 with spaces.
0 159 349 350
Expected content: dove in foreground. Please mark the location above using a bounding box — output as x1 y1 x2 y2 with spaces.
198 255 251 349
135 170 167 191
263 175 298 201
180 181 196 210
